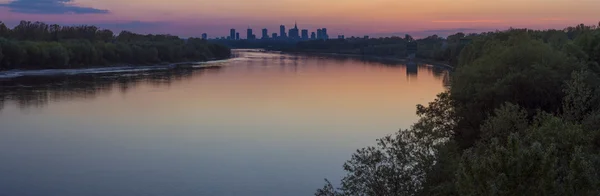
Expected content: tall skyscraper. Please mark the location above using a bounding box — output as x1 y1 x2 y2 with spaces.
322 28 329 39
272 33 277 39
202 33 207 40
236 33 240 40
247 28 254 40
262 28 269 39
301 29 309 40
280 25 287 38
230 29 236 40
317 29 323 39
288 22 300 39
310 32 316 40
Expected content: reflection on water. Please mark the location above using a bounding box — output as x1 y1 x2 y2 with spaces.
0 52 449 112
0 50 450 196
0 68 221 111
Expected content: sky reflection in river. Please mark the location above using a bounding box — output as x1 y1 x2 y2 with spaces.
0 50 449 196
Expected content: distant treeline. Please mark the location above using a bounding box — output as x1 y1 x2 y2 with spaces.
316 23 600 195
0 21 231 70
278 23 600 66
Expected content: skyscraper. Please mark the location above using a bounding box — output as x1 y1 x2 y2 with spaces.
236 33 240 40
322 28 329 39
262 28 269 39
272 33 277 39
288 22 300 39
310 32 316 40
202 33 207 40
317 29 323 39
280 25 287 38
301 29 309 40
230 29 236 40
247 28 254 40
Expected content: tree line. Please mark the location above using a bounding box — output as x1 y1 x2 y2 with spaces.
316 22 600 195
0 21 231 70
292 22 600 68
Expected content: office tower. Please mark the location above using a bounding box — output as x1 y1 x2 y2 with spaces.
301 29 309 40
280 25 287 38
202 33 207 40
317 29 323 39
236 33 240 40
322 28 328 39
247 28 254 40
310 32 316 40
230 29 236 40
272 33 278 39
288 22 300 39
262 28 269 39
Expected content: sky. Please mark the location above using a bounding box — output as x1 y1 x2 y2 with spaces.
0 0 599 38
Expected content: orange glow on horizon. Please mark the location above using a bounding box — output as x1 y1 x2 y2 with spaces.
0 0 598 36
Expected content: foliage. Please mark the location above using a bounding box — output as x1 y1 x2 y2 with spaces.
0 20 231 70
318 22 600 195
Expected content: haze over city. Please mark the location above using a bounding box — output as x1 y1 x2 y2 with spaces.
1 0 599 38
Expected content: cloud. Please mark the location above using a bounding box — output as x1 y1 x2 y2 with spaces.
0 0 108 14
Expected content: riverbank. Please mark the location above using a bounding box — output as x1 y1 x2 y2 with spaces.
270 50 454 70
0 60 227 79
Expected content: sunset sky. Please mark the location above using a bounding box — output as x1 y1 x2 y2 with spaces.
0 0 599 38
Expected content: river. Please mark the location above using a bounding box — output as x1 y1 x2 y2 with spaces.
0 50 449 196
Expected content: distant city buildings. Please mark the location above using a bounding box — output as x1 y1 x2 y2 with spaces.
247 28 255 40
301 29 309 40
202 33 207 40
280 25 287 38
288 22 300 39
230 29 236 40
220 22 330 41
262 28 269 39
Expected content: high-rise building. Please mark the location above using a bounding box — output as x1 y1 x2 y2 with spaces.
230 29 236 40
247 28 254 40
322 28 329 39
236 33 240 40
272 33 278 39
262 28 269 39
310 32 316 40
317 29 323 39
301 29 309 40
280 25 287 38
288 22 300 39
202 33 207 40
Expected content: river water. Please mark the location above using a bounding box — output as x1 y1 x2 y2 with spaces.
0 50 449 196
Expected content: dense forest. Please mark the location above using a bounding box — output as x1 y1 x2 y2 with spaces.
316 23 600 195
291 24 600 67
0 21 231 70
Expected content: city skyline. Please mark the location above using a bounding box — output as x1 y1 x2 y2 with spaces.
216 22 329 40
0 0 599 38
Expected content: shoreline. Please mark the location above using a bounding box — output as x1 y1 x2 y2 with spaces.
0 59 230 79
270 50 454 70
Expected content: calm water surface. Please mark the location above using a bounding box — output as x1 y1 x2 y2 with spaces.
0 50 449 196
